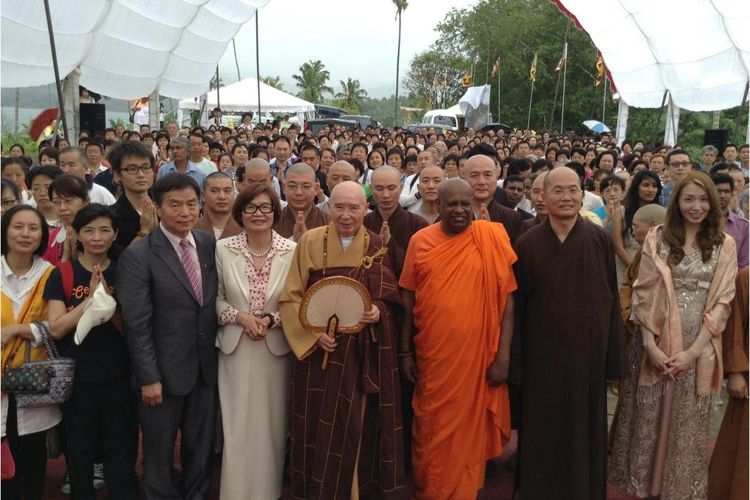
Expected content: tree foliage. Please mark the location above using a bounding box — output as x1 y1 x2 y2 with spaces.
261 75 284 91
402 50 468 111
292 60 333 103
335 78 368 113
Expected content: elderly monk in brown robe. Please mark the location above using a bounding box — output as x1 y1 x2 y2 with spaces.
514 166 624 500
460 154 524 244
194 172 242 239
708 266 748 500
274 163 329 240
280 181 406 500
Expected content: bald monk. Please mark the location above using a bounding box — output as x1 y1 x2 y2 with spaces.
400 178 517 499
523 171 547 231
240 157 283 196
274 163 329 240
318 161 357 215
460 154 524 244
408 165 445 223
279 181 406 499
515 167 624 499
365 166 428 279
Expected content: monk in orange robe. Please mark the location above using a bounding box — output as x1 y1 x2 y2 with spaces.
399 178 517 499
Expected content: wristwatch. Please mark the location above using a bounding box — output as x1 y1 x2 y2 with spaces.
260 313 274 328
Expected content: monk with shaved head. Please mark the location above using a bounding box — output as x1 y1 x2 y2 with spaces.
317 160 357 216
400 177 517 499
280 180 406 499
274 162 329 240
515 166 625 499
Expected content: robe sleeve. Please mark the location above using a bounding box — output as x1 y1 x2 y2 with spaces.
604 228 627 380
279 231 319 360
723 267 749 375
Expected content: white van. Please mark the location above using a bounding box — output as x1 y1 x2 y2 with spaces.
421 109 460 130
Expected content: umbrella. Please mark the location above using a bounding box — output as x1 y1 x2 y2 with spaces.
29 108 59 141
582 120 610 134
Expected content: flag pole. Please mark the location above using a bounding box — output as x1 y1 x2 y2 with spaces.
497 65 501 123
255 11 261 119
527 79 535 130
559 20 570 133
602 74 607 123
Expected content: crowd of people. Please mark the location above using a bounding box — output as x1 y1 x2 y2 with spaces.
1 117 748 500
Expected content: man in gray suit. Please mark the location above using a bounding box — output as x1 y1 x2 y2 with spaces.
117 174 219 499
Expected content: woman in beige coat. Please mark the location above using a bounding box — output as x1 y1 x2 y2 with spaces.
215 183 294 500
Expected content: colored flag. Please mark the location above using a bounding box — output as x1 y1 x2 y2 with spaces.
491 57 501 77
595 55 605 86
555 54 565 72
529 52 538 82
461 71 472 87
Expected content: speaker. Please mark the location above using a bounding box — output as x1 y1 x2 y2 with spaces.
80 103 106 134
704 129 728 153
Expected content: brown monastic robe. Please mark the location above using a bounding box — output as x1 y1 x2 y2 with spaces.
193 213 242 240
708 266 748 500
364 205 428 279
279 223 406 500
514 217 624 500
486 199 525 244
273 204 329 239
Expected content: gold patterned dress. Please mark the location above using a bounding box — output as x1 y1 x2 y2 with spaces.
610 245 720 500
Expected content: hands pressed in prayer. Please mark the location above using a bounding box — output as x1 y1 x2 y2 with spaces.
360 304 380 324
379 221 391 246
293 210 307 242
139 196 157 234
727 373 749 399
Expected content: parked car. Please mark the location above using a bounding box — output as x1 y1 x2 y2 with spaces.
315 104 347 119
305 118 358 135
480 123 514 134
421 109 460 130
339 115 378 130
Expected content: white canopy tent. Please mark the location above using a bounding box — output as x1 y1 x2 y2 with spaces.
555 0 750 144
1 0 269 99
177 77 315 126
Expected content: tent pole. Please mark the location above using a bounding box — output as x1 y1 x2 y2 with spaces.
43 0 68 141
255 12 261 119
216 66 221 110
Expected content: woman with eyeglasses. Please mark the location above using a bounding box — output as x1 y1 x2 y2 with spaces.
45 175 90 266
215 182 295 500
1 177 22 215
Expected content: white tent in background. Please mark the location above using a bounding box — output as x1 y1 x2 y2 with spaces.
177 77 315 126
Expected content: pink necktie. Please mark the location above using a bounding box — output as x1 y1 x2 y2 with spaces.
179 239 202 304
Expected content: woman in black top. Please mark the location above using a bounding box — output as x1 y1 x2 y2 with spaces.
45 204 136 499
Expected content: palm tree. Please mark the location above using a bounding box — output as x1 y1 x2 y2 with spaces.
292 60 333 103
261 75 284 91
393 0 409 127
335 78 368 112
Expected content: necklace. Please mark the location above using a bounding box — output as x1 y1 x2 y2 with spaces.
248 240 273 257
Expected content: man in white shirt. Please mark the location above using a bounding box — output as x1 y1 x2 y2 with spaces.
188 134 217 176
399 150 438 209
58 147 116 205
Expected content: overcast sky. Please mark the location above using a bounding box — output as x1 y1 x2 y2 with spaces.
217 0 478 99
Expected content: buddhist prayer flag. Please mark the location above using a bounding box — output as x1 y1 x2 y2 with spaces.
555 54 565 72
595 55 605 86
529 52 538 82
491 57 501 77
461 71 472 87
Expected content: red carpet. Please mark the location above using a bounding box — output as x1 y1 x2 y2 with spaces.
41 431 643 499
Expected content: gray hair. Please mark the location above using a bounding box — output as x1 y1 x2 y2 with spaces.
702 145 718 155
170 136 191 151
739 189 749 217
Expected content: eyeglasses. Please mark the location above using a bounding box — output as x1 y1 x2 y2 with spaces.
243 203 274 214
549 187 582 198
669 161 691 168
122 165 154 175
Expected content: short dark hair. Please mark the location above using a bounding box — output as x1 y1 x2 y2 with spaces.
231 181 281 227
49 174 88 201
299 143 320 158
507 159 531 176
2 177 21 202
600 173 626 192
39 146 59 164
273 136 291 147
504 174 525 186
711 172 734 191
26 165 63 189
72 203 119 253
2 157 30 176
152 174 201 206
666 149 690 164
109 141 155 172
203 171 232 190
231 143 248 155
1 205 49 257
709 162 731 174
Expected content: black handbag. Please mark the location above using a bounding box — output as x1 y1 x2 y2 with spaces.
9 323 76 409
1 358 51 393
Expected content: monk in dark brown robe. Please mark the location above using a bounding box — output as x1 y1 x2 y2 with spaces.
273 162 329 240
708 266 748 500
514 167 624 500
194 172 243 239
279 181 406 500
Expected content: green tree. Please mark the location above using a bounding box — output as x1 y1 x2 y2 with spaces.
335 78 368 112
261 75 284 91
393 0 409 126
292 60 333 103
403 50 468 110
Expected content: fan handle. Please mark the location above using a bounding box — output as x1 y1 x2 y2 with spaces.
321 314 339 370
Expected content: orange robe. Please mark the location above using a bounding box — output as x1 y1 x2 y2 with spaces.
399 220 517 500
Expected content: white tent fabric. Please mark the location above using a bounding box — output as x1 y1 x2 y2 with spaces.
178 77 315 113
1 0 268 99
556 0 750 111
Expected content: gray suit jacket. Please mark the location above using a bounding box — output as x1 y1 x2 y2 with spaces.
117 226 219 396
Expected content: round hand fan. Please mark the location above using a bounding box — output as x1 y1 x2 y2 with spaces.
299 276 372 369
